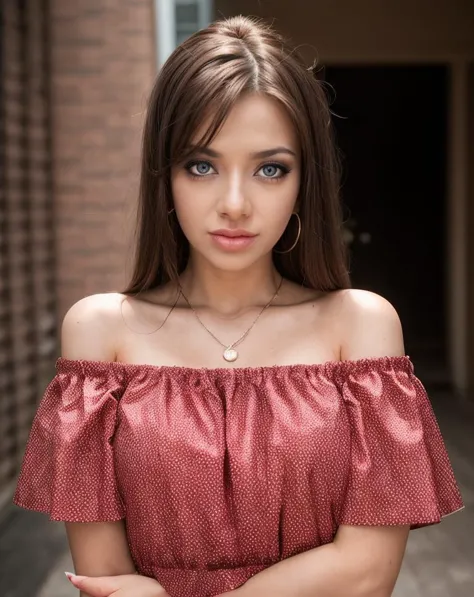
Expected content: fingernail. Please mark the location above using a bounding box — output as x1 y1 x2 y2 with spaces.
65 571 83 584
65 572 87 584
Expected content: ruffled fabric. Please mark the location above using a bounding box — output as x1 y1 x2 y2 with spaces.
336 357 464 528
13 355 464 597
13 360 126 521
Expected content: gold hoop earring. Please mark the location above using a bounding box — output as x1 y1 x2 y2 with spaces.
274 212 301 254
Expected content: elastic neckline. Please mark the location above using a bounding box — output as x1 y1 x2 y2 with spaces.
56 354 414 378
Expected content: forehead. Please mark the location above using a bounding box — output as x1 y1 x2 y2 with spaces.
191 93 298 153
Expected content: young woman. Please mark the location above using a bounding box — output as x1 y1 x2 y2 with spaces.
14 15 463 597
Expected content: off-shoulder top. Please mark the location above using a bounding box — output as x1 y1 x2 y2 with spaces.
14 356 464 597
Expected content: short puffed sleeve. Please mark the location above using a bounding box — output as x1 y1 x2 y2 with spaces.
13 358 126 522
338 356 464 529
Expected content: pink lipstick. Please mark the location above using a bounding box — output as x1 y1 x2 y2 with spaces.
209 229 257 252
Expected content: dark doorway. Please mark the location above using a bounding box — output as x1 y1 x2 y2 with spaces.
324 66 448 376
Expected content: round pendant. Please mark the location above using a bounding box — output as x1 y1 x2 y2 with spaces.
223 347 238 362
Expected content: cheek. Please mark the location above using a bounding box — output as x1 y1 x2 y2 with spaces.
261 180 300 235
171 176 208 240
263 207 296 245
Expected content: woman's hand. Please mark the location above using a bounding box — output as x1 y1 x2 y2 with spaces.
65 572 170 596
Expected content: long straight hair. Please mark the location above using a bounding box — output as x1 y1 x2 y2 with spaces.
122 16 350 294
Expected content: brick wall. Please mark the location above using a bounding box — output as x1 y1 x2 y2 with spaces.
49 0 156 319
0 0 56 496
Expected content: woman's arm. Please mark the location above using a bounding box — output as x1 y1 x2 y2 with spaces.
227 524 409 597
61 294 135 596
65 521 137 597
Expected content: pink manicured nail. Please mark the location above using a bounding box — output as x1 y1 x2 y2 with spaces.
65 571 85 584
65 572 87 584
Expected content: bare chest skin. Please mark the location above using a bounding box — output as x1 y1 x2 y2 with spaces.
115 282 343 369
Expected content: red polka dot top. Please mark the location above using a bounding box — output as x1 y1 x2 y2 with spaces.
13 356 464 597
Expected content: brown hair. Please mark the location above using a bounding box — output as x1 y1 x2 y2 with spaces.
123 15 350 295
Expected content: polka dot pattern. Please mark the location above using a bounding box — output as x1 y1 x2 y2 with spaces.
13 356 464 597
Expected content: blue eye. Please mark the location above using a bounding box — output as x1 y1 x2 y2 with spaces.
261 165 279 177
185 160 215 177
258 163 290 180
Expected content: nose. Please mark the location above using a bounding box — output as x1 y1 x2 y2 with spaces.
217 170 251 220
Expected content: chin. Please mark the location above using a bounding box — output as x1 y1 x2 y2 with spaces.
198 250 269 273
212 254 260 272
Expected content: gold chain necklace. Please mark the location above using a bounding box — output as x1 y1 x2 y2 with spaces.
179 277 284 362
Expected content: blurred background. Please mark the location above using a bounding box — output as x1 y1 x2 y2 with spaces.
0 1 473 595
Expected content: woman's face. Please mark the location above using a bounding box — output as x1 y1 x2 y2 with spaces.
171 93 301 272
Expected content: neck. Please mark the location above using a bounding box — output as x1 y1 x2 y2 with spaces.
179 255 282 318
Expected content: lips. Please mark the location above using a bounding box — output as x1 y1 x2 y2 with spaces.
209 229 257 252
210 229 256 238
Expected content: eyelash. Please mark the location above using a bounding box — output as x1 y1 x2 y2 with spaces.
184 160 291 182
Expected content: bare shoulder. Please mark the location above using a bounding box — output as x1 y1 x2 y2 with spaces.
327 288 405 361
61 292 125 361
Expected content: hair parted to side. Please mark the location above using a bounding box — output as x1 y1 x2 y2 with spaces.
122 15 350 295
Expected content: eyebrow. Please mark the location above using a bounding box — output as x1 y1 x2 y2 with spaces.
188 146 297 159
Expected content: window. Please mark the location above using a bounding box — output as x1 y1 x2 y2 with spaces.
155 0 213 66
175 0 212 45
